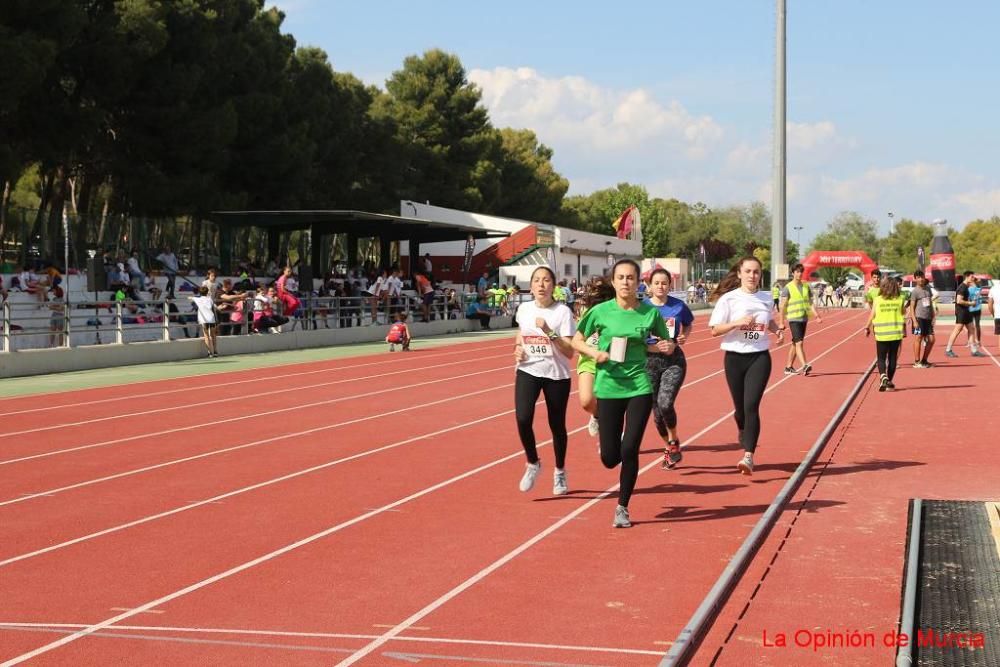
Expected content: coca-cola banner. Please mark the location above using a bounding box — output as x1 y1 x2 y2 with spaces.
929 253 955 270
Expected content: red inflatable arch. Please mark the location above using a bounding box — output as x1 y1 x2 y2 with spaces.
800 250 878 283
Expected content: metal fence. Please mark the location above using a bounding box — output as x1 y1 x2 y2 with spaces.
1 291 522 352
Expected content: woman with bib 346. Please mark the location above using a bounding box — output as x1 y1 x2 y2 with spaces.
573 259 673 528
513 267 576 496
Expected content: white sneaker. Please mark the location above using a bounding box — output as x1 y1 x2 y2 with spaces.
587 415 600 437
552 469 568 495
519 461 541 492
738 452 754 475
613 505 631 528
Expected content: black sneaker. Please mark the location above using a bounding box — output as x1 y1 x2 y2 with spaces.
802 363 812 376
783 366 799 375
886 381 896 391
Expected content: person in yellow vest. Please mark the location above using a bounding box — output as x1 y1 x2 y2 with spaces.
771 281 782 311
864 275 906 391
779 263 823 375
553 282 567 303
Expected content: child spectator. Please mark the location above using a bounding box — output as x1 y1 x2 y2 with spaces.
386 311 412 351
188 285 219 357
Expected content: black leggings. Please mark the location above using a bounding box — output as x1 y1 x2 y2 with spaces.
645 351 687 438
876 339 901 380
723 350 772 453
514 370 570 468
598 393 654 508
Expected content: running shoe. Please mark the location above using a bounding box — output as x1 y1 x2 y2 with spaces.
519 461 541 492
553 469 568 495
662 440 683 470
886 381 896 391
613 505 632 528
922 361 934 368
879 374 889 392
802 363 812 376
912 361 924 368
783 366 799 375
972 350 987 357
738 452 754 475
944 349 958 358
587 415 600 437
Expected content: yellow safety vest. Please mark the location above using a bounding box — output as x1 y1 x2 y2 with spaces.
771 284 780 300
785 281 811 320
872 295 905 341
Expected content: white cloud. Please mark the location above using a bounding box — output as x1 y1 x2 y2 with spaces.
469 67 723 159
947 188 1000 220
820 162 966 206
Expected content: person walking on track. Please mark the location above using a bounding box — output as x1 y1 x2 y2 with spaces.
512 266 576 496
708 256 785 475
945 271 984 357
572 259 673 528
907 271 936 367
643 268 694 469
864 275 906 391
779 263 823 375
575 276 616 439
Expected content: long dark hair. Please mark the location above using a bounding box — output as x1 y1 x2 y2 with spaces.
709 256 762 303
610 258 641 279
580 275 615 309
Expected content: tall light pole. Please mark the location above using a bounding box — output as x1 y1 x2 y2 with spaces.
793 225 803 249
771 0 787 282
887 211 894 235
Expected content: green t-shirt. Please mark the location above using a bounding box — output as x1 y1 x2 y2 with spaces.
576 299 671 399
865 286 879 304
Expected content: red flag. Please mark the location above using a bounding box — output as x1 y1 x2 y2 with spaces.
612 205 635 239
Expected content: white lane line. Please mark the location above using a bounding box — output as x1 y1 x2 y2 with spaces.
107 608 165 614
0 622 663 656
0 422 584 666
0 339 514 414
0 385 532 566
0 362 512 468
0 370 514 511
0 328 867 665
0 352 511 439
335 327 868 666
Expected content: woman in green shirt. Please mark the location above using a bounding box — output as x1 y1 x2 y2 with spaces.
572 259 673 528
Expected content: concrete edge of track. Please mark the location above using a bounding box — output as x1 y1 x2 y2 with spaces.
0 328 516 400
895 498 922 667
660 357 878 667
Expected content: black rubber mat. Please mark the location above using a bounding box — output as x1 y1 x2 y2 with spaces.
913 500 1000 666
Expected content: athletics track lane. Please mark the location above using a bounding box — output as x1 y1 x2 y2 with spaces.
0 312 864 664
699 327 1000 666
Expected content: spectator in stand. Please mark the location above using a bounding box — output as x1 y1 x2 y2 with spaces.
388 268 404 314
216 279 248 335
201 268 219 300
275 266 302 325
422 253 433 277
48 286 66 347
369 268 389 324
386 311 412 351
0 275 8 301
188 285 219 357
156 246 180 299
489 282 507 314
126 250 146 294
467 295 492 330
414 270 435 322
477 271 489 298
253 285 289 333
446 288 462 319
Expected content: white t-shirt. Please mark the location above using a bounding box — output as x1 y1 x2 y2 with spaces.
515 300 576 380
708 289 774 353
388 275 403 297
371 276 387 296
191 295 217 325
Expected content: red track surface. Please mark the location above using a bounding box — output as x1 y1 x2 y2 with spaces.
2 310 992 666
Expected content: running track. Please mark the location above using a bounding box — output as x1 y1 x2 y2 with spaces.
0 309 893 665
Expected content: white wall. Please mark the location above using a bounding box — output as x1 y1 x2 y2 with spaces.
399 201 532 257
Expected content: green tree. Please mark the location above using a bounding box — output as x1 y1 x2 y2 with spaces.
376 49 502 211
494 128 569 222
953 217 1000 276
880 218 933 274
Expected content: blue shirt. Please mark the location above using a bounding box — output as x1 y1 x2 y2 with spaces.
969 284 982 312
643 296 695 342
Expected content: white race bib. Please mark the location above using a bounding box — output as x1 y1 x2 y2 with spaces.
920 297 931 308
586 331 600 347
523 335 553 357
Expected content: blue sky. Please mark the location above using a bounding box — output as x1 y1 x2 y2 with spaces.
270 1 1000 245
